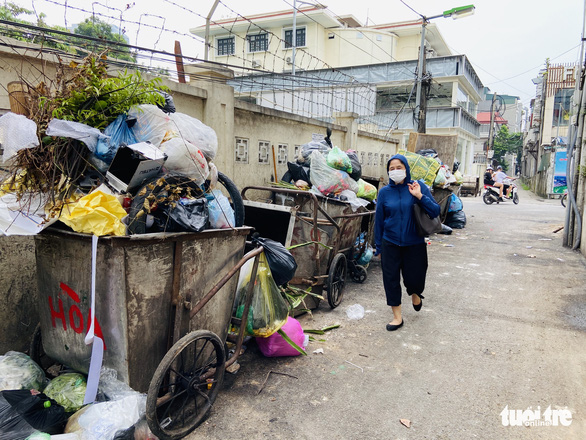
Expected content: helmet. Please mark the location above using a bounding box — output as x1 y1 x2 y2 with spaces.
497 165 502 170
486 166 493 170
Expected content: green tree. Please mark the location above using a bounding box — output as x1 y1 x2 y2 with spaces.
493 125 522 171
74 17 136 62
0 3 72 52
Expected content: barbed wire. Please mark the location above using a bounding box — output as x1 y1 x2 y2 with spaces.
1 0 418 137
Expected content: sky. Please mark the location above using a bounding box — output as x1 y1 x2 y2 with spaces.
6 0 585 109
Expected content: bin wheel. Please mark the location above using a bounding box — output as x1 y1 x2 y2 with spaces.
352 265 367 284
146 330 226 440
326 253 347 309
29 323 56 375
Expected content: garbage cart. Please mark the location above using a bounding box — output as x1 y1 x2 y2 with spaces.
241 186 375 309
33 226 265 439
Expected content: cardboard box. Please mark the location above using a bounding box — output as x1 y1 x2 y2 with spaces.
106 142 167 193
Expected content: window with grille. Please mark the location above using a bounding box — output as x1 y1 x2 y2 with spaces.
217 37 234 56
360 152 366 164
278 144 288 164
284 28 306 48
247 33 268 52
235 138 248 163
294 145 301 160
258 141 270 164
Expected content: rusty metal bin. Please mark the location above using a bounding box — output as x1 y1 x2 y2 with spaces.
34 227 251 393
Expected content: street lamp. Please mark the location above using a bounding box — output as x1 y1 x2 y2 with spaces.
415 4 475 133
291 1 324 75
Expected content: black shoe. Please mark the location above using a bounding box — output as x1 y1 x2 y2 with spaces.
386 320 404 331
498 197 504 202
413 297 423 312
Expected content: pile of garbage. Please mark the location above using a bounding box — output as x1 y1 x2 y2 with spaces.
0 351 156 439
280 139 377 211
0 54 236 237
399 148 466 231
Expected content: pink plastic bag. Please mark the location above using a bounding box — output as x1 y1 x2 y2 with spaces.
256 316 307 357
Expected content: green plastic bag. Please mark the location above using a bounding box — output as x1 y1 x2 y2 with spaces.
43 373 87 413
326 146 353 174
233 252 289 337
356 179 377 201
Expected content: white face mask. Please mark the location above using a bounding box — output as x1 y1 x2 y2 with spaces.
388 169 406 184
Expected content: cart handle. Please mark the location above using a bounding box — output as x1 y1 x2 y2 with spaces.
241 186 340 232
189 246 264 320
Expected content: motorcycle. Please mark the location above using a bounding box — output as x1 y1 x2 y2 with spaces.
483 178 519 205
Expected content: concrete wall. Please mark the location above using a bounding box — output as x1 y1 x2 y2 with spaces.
0 236 38 353
231 102 398 190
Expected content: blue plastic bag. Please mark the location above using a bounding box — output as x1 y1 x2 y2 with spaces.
208 189 235 229
448 193 463 212
95 114 138 163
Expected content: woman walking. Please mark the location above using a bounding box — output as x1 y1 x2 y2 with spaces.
374 154 441 331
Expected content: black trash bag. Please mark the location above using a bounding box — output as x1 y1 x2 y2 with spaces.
437 224 453 235
285 162 310 183
452 160 460 173
156 90 176 114
347 151 362 180
0 390 68 439
444 210 466 229
416 149 438 158
252 235 298 286
152 198 209 232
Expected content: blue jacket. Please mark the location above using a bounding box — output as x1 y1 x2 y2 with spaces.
375 154 441 249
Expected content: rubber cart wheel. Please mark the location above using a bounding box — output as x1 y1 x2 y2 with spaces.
352 265 367 284
29 323 56 375
146 330 226 440
482 192 495 205
326 253 347 309
513 192 519 205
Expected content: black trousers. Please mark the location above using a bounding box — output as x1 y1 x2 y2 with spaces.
381 240 428 306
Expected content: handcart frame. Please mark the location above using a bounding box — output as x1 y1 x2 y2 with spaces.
241 186 375 308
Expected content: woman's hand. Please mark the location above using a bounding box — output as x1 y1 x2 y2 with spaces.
408 181 423 200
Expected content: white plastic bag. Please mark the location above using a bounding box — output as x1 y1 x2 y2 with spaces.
169 112 218 161
128 104 172 147
0 351 46 391
346 303 365 320
339 190 369 212
0 112 39 161
208 189 235 229
45 119 103 153
159 137 210 184
309 151 352 196
65 394 146 440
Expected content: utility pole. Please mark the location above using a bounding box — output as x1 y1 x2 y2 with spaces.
415 21 428 133
486 92 497 165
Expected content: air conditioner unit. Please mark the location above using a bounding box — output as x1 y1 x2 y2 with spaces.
286 56 292 64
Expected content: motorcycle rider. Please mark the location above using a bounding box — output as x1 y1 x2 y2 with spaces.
484 166 495 185
493 165 515 201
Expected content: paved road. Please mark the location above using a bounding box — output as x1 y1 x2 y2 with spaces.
186 185 586 440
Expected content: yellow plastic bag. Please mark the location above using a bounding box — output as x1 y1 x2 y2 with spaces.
398 150 441 188
60 190 127 236
233 252 289 337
